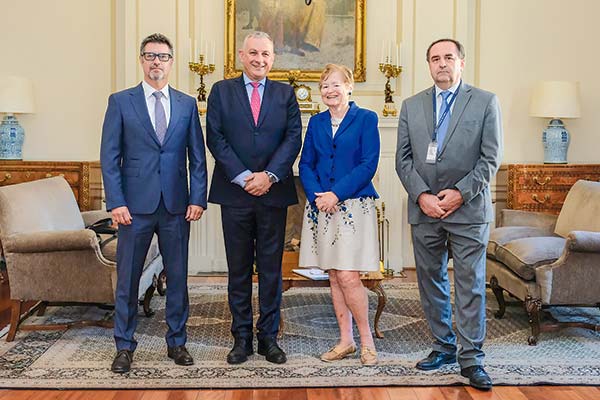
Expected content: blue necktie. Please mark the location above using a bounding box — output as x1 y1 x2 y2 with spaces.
152 91 167 144
436 90 452 150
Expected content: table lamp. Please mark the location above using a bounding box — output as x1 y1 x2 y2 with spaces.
0 77 35 159
529 81 581 163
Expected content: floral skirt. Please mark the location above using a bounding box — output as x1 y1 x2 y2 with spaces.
298 197 379 271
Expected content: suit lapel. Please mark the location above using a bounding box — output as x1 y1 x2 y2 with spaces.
130 84 161 147
439 83 472 154
256 79 272 128
332 102 359 142
234 76 255 127
421 87 435 140
162 87 183 146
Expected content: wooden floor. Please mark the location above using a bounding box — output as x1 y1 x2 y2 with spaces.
0 267 598 400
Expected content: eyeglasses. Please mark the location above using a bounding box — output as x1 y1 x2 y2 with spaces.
141 52 173 62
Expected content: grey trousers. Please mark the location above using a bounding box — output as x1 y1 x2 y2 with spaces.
411 221 489 368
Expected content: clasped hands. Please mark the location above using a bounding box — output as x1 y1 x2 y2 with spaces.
417 189 463 219
244 171 272 196
314 191 339 213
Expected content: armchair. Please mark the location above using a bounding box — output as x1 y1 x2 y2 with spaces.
0 177 164 341
486 180 600 345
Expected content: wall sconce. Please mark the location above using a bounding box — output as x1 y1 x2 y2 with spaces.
0 77 35 160
529 81 581 164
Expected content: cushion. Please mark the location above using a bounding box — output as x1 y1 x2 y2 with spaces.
493 236 565 281
487 226 557 259
555 180 600 238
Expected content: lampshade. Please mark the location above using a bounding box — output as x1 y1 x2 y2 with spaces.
0 76 35 114
529 81 581 119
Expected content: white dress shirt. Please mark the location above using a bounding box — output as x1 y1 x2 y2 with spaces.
142 80 171 129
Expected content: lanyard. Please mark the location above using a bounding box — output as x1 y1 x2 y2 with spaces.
431 83 460 141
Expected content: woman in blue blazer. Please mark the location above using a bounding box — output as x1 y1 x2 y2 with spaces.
299 64 380 365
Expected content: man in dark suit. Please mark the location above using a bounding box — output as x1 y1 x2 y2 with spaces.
396 39 502 390
101 33 207 373
206 31 301 364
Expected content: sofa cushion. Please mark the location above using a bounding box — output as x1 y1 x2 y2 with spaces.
100 234 160 268
555 180 600 238
487 226 557 259
494 236 565 281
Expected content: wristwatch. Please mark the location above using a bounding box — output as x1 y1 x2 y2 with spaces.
265 171 278 183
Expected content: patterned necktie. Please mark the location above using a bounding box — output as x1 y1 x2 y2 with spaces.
436 90 452 150
250 82 261 125
152 91 167 144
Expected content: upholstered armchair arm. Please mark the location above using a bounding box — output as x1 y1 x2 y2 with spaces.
536 231 600 304
498 209 558 231
2 229 98 253
81 210 112 227
567 231 600 252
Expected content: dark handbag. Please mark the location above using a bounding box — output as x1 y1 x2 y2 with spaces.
86 218 117 250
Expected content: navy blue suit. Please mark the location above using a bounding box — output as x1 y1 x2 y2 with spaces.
100 83 207 351
299 102 380 204
207 76 301 340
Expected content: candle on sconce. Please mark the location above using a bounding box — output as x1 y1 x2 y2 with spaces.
211 41 215 65
387 41 392 64
395 44 399 66
380 40 384 64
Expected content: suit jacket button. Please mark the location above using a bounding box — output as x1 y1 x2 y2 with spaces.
157 169 160 174
333 144 337 149
254 131 259 136
329 178 334 182
330 155 333 159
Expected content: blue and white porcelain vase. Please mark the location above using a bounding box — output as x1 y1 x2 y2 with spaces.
542 118 569 164
0 115 25 160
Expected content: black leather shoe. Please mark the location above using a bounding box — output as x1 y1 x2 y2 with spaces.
227 337 254 364
111 349 133 373
167 345 194 366
461 365 493 391
258 337 287 364
415 350 456 371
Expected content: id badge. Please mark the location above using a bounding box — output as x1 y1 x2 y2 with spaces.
426 141 438 164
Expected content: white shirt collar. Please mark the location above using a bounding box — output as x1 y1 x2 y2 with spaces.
142 80 170 100
435 80 461 97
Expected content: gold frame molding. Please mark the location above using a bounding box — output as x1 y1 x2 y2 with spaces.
224 0 366 82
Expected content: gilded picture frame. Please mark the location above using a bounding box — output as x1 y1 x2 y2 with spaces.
224 0 366 82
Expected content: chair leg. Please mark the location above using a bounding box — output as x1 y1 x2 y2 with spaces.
489 276 506 319
37 301 48 316
6 300 22 342
157 270 167 296
525 295 542 345
141 283 156 317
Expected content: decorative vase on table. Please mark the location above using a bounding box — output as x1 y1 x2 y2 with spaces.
542 119 570 164
0 115 25 159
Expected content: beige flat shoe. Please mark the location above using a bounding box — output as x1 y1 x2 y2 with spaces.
360 346 378 365
320 343 357 362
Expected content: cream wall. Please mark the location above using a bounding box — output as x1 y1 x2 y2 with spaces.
1 0 111 161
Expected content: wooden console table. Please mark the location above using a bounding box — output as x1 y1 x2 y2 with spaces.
280 252 387 338
0 160 102 211
507 164 600 214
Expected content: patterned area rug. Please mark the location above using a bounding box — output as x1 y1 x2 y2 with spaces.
1 282 599 389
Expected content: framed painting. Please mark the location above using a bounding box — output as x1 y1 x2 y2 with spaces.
224 0 366 82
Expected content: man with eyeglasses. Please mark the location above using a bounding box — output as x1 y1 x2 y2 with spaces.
101 33 207 373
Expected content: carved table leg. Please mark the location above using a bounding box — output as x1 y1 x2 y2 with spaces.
525 295 542 345
6 300 22 342
368 281 387 339
489 276 506 319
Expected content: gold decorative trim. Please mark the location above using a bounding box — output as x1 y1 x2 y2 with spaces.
82 164 90 210
224 0 367 82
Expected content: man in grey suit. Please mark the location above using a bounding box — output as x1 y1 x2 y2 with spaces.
396 38 502 390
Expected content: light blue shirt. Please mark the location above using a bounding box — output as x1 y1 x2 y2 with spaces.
231 73 278 188
434 80 461 122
